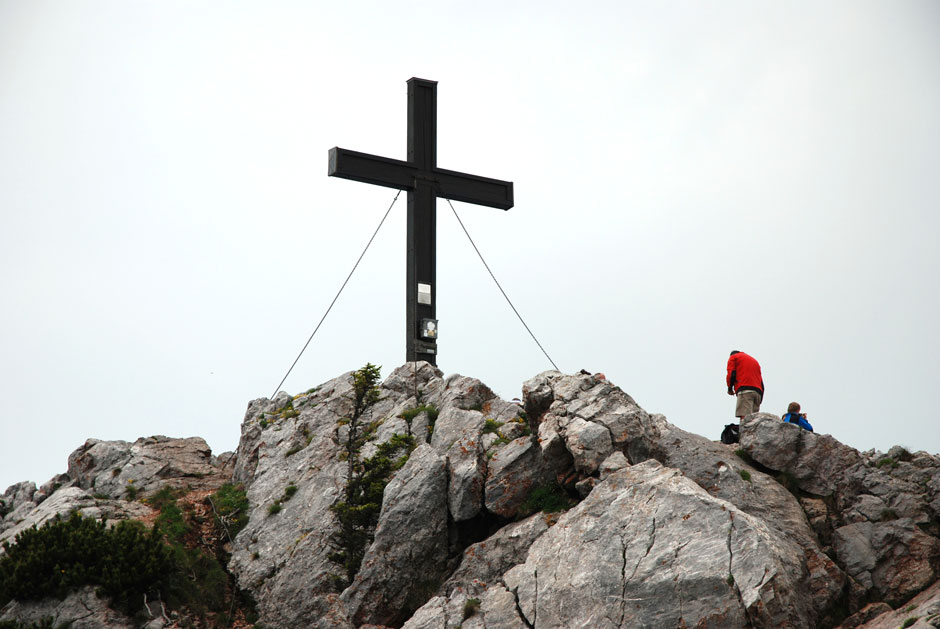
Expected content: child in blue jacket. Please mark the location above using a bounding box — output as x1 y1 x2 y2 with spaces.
783 402 813 432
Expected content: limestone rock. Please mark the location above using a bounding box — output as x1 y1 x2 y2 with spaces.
655 418 848 623
833 519 940 606
446 514 550 596
504 459 817 628
227 371 362 628
837 602 893 629
524 371 660 483
740 413 863 496
1 486 152 550
740 414 940 606
3 364 939 628
848 578 940 628
1 482 36 515
342 444 450 627
484 437 550 519
402 515 553 629
67 435 227 500
229 363 464 628
0 586 135 628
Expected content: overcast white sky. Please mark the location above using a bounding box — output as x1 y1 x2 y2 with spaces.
2 1 938 492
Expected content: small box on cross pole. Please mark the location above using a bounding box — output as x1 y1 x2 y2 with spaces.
420 318 438 340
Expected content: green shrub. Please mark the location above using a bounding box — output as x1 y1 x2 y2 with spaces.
209 483 250 540
0 512 171 613
510 416 532 436
267 503 282 516
490 436 511 448
519 484 571 516
902 617 919 628
401 404 439 423
330 433 416 587
876 457 898 469
329 364 414 588
483 419 503 434
734 449 754 465
148 490 238 615
285 444 303 457
124 483 139 501
738 469 751 482
463 597 481 619
1 486 255 622
147 487 188 545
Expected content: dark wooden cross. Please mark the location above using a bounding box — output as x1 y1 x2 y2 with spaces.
328 78 514 366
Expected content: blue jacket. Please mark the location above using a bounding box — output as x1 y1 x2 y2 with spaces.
783 412 813 432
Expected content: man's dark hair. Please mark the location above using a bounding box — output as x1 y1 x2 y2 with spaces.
730 350 741 356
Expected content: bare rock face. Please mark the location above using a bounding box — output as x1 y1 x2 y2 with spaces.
504 460 815 627
341 444 450 626
1 436 231 553
4 364 939 628
740 414 940 607
524 370 661 484
846 578 940 628
67 435 227 500
0 586 137 628
655 418 848 623
227 363 544 628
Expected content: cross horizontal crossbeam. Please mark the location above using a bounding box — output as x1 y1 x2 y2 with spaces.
328 148 513 210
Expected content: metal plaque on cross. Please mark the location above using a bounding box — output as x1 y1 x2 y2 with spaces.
328 78 514 366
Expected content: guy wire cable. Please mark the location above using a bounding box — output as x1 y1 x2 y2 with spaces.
270 190 402 398
445 197 559 371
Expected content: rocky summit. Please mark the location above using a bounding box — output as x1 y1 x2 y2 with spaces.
2 363 939 628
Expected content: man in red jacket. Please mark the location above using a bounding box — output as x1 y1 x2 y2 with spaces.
726 350 764 419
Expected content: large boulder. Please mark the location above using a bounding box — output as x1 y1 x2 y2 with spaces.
341 444 450 626
1 435 230 553
227 370 367 628
523 371 661 485
503 459 816 628
740 414 940 607
67 435 227 500
0 586 137 629
655 418 848 623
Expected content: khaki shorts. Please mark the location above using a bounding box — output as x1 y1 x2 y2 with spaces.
735 390 762 418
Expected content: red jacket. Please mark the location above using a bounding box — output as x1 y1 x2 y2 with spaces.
727 352 764 396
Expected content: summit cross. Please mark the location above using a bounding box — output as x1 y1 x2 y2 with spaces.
328 77 514 366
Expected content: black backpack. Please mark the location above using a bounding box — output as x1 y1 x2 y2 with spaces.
721 423 740 445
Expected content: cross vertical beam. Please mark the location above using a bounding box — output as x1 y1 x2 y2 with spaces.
407 79 437 365
328 78 514 366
